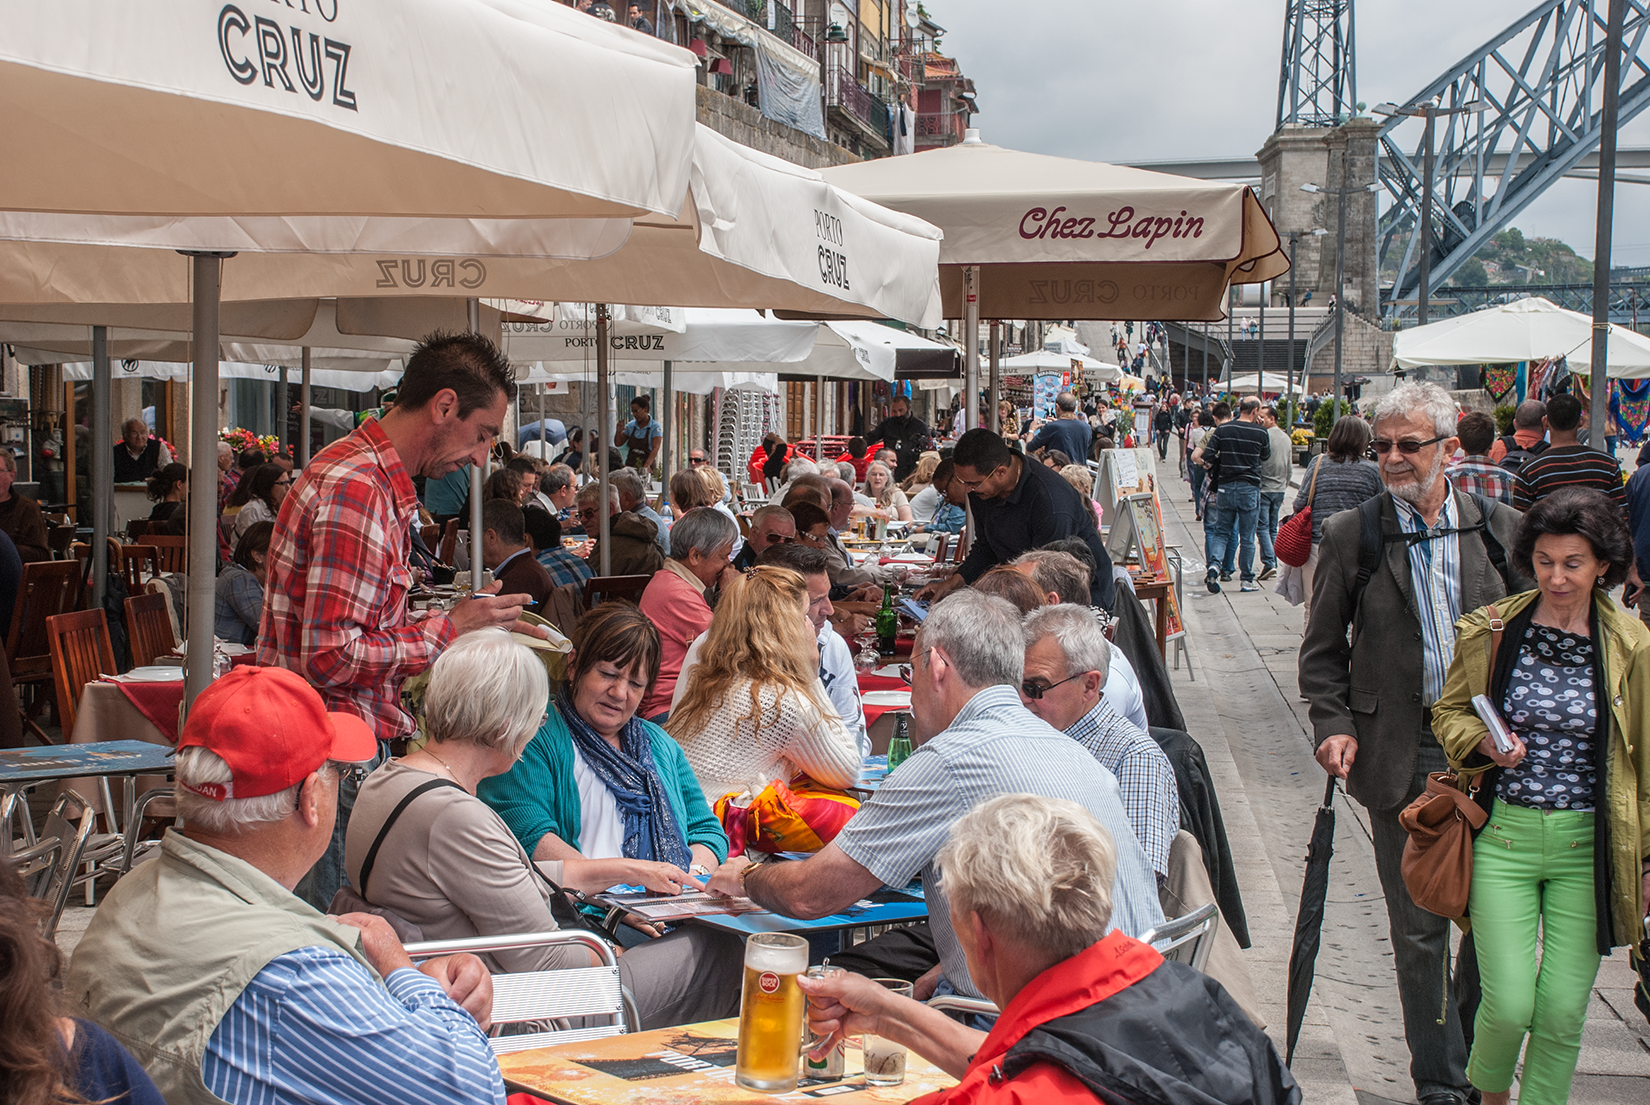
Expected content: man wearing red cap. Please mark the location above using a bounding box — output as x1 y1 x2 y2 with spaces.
67 667 503 1105
259 331 541 907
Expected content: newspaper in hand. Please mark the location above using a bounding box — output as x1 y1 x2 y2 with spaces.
1471 694 1517 754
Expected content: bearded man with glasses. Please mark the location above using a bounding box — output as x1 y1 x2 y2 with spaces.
1298 381 1523 1105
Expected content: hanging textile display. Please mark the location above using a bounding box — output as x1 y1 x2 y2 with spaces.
1612 378 1650 445
1526 355 1560 400
1482 364 1518 404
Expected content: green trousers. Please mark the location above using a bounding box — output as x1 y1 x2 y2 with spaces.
1466 799 1602 1102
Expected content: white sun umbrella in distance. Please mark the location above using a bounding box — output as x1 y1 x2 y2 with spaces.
1391 295 1650 378
1219 371 1305 395
1003 348 1123 384
820 130 1288 431
1 0 700 706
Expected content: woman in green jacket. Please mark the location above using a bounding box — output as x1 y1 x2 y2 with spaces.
1433 488 1650 1105
479 601 729 944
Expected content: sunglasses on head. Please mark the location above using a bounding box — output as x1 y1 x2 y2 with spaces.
1371 434 1448 456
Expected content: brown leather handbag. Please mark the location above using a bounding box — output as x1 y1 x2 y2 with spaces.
1399 603 1504 919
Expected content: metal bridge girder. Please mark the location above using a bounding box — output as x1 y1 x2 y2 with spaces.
1376 0 1650 316
1278 0 1358 131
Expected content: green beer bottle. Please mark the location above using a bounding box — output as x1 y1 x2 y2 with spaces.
875 584 897 656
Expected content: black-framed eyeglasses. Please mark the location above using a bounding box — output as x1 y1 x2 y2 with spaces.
1371 435 1448 456
1020 672 1085 700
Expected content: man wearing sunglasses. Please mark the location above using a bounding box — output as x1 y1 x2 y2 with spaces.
1299 382 1521 1105
731 504 796 572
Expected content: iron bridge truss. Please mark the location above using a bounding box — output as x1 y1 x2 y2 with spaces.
1277 0 1357 131
1376 0 1650 319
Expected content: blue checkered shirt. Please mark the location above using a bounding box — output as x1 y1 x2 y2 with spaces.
833 685 1163 1001
1063 699 1179 881
1393 487 1464 705
536 547 593 590
1447 456 1514 505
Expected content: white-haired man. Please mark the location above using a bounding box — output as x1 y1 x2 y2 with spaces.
1020 604 1178 883
1299 381 1521 1105
66 666 502 1105
798 794 1298 1104
707 590 1162 1002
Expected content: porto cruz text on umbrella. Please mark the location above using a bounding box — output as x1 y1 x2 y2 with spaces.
1018 206 1207 248
372 259 487 289
815 207 851 290
219 3 357 112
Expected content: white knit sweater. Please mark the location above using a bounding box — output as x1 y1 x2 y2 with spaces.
672 676 861 802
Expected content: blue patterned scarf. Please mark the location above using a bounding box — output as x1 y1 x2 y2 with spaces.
558 689 691 868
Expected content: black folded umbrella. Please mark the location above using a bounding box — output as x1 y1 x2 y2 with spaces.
1285 774 1339 1067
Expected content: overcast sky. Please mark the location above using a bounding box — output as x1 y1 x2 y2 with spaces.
932 0 1650 267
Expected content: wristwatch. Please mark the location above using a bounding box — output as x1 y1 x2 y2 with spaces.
688 863 710 877
738 858 762 892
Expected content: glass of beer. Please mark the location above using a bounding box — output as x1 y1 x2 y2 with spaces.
735 933 809 1093
862 979 913 1086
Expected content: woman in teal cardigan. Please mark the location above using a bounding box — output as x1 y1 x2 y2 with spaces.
479 602 728 921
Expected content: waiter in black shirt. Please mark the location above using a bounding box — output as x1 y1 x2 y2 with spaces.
864 395 931 481
916 429 1116 610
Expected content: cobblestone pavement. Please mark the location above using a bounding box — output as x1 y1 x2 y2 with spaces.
1154 452 1650 1103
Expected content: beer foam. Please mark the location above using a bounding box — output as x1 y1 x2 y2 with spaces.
744 939 808 975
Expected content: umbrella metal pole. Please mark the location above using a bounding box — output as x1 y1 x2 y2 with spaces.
1590 0 1625 454
467 298 486 585
183 251 233 710
963 265 980 434
91 326 111 611
597 305 612 577
816 374 825 457
538 383 547 457
988 320 1001 433
276 366 288 459
299 348 312 468
660 360 672 507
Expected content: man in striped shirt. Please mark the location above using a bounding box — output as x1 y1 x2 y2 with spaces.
1512 392 1626 514
67 668 503 1105
706 590 1162 1002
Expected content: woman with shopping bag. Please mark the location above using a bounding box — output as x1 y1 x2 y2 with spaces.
1431 488 1650 1105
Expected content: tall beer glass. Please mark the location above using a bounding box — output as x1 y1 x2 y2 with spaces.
735 932 809 1092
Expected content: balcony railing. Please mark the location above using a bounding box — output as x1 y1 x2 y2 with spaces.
915 111 961 139
791 24 817 60
828 64 889 139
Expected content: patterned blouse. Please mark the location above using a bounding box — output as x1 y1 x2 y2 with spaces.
1497 623 1598 811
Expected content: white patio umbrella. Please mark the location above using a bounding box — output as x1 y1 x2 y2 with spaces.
1003 349 1123 383
821 130 1287 431
1391 296 1650 378
1219 371 1304 395
2 0 703 705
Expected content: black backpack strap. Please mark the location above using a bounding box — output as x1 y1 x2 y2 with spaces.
356 778 464 897
1466 491 1510 587
1351 496 1385 622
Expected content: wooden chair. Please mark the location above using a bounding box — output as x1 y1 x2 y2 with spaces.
124 592 177 669
136 534 187 574
5 560 84 742
437 519 459 564
45 608 118 738
581 574 652 610
123 519 151 539
115 545 159 594
930 533 950 563
47 524 76 560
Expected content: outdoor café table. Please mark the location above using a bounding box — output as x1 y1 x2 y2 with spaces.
687 882 928 941
497 1016 957 1105
67 674 183 821
0 740 174 835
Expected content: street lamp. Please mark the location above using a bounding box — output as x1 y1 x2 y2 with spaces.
1302 179 1380 419
1284 228 1329 415
1372 99 1489 326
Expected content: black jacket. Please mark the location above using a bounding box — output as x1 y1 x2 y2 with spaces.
1002 959 1299 1105
1112 591 1185 732
1150 727 1249 948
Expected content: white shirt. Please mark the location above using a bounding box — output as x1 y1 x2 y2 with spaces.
1104 649 1149 732
569 747 625 859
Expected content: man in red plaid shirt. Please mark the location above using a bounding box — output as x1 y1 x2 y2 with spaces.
1445 411 1515 505
259 331 540 905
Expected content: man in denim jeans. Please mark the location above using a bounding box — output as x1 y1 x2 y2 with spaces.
1193 397 1270 593
1256 405 1293 581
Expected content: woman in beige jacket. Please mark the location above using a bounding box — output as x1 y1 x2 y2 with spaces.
1432 488 1650 1105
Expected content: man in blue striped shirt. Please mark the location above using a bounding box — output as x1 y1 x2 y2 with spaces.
706 589 1163 1002
66 667 504 1105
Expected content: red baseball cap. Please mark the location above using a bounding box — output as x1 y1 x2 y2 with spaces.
177 666 378 801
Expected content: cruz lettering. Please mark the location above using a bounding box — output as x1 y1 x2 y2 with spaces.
218 4 357 110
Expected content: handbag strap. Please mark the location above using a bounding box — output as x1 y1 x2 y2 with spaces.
1485 602 1505 672
357 778 464 897
1305 454 1322 507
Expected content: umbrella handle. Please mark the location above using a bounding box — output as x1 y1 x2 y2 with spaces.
1321 774 1338 808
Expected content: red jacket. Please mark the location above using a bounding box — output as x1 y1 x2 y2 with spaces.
835 451 875 482
910 932 1161 1105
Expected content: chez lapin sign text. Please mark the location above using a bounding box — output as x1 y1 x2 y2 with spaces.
218 2 358 111
1019 206 1206 249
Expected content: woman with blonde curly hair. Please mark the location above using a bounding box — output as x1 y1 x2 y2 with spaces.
667 566 859 802
899 451 941 497
862 461 913 522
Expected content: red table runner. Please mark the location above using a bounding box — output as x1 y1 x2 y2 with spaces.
109 679 185 744
855 672 910 726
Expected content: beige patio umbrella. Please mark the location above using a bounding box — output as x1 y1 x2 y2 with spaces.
820 131 1289 430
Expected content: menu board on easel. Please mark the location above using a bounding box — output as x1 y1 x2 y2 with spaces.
1098 446 1156 528
1104 492 1184 640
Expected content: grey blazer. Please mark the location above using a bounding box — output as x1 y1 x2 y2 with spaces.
1297 489 1523 811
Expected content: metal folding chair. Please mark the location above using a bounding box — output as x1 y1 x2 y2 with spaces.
1139 900 1219 973
35 792 124 938
927 994 1000 1018
403 930 635 1053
